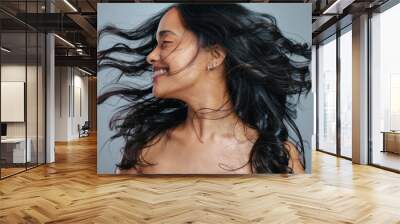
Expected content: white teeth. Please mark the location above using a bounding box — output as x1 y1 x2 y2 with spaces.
154 69 167 76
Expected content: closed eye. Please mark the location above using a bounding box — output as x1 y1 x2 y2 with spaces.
161 41 173 48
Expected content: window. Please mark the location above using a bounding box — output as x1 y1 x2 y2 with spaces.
317 35 337 154
370 2 400 171
339 26 352 158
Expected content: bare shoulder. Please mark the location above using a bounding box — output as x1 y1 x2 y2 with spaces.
114 133 166 175
283 141 305 174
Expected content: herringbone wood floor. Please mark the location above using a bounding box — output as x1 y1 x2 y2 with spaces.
1 134 400 224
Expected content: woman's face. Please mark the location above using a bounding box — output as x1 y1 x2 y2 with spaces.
146 7 211 99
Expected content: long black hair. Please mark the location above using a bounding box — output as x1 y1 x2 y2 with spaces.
97 3 311 173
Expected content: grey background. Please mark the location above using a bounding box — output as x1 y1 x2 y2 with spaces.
97 3 313 174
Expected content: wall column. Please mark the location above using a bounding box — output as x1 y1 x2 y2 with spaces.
46 1 55 163
352 14 369 164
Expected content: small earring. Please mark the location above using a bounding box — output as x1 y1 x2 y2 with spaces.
207 64 213 71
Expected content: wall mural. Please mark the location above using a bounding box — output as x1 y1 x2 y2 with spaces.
97 3 313 175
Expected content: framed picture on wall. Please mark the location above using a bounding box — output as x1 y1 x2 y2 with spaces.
1 81 25 123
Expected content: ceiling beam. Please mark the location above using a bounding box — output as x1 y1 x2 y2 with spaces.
55 55 96 71
67 13 97 46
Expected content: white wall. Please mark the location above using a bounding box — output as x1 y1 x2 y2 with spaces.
54 67 89 141
1 65 35 137
55 66 69 141
1 65 26 133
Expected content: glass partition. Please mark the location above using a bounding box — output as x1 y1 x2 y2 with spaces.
38 32 45 165
1 30 28 178
317 34 337 155
26 0 43 170
0 1 46 179
27 31 38 169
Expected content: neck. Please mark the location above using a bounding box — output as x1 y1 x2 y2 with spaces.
175 70 255 142
182 90 240 142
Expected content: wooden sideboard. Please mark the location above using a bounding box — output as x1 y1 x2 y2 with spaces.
381 131 400 154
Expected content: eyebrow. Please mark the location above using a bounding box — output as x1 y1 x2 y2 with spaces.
157 30 177 40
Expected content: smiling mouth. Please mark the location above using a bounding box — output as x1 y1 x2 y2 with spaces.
154 68 168 76
153 68 169 81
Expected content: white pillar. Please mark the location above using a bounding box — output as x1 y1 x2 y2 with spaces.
46 1 55 163
352 14 369 164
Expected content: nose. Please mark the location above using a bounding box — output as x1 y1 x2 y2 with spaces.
146 46 161 65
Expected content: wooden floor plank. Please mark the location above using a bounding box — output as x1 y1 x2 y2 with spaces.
0 134 400 223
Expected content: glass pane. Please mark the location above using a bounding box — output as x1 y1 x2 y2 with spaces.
0 1 46 178
27 31 38 169
38 32 45 165
371 4 400 171
26 0 39 170
340 28 352 158
1 30 27 177
318 35 337 154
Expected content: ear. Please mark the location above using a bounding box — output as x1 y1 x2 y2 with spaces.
208 45 226 68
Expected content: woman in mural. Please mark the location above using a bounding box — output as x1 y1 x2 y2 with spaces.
98 3 311 174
